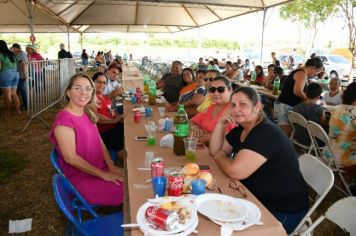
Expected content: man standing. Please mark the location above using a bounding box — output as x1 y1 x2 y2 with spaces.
11 43 28 110
58 43 72 59
26 44 45 92
156 60 184 104
103 63 124 99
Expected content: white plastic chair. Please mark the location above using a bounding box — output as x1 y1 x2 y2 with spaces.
307 120 352 196
288 111 313 153
290 154 334 236
300 197 356 236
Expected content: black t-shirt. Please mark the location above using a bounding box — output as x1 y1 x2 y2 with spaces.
278 69 306 106
226 118 308 213
160 73 185 104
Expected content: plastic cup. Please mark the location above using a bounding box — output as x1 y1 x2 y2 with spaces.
131 95 137 104
191 179 206 195
158 107 166 117
183 137 198 162
115 102 123 114
145 107 153 117
152 176 167 197
147 135 156 146
145 151 155 168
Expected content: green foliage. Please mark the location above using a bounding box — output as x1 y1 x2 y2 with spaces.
172 37 198 48
280 0 337 28
202 39 240 50
0 151 26 184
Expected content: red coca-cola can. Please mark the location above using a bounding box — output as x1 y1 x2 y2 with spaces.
168 172 183 196
145 206 179 231
134 110 141 123
151 158 164 178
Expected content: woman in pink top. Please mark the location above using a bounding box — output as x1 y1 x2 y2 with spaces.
49 74 124 206
191 75 234 145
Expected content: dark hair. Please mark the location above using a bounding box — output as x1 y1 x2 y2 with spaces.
209 61 214 66
275 60 281 67
255 65 264 77
305 83 322 99
231 86 261 106
92 72 106 82
172 60 183 68
12 43 21 49
196 69 206 76
342 82 356 105
211 75 232 89
226 61 232 66
0 40 16 63
267 64 275 70
305 57 323 69
81 49 88 60
182 67 195 82
213 58 218 64
274 66 284 75
108 62 123 73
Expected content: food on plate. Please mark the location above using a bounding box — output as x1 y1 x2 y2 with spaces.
181 163 199 175
177 206 191 224
182 174 198 192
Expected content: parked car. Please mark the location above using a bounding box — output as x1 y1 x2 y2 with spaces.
318 54 355 80
278 54 305 69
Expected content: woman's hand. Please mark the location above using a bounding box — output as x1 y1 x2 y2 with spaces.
191 126 206 138
108 165 125 178
218 108 236 126
101 171 124 185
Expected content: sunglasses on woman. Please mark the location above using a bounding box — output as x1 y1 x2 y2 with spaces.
204 77 214 82
209 86 226 93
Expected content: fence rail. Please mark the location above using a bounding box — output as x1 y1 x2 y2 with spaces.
23 58 76 132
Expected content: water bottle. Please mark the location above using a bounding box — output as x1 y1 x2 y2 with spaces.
173 105 189 155
250 70 257 85
272 76 280 95
148 80 156 105
143 74 150 94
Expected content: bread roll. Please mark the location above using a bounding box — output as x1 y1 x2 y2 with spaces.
199 172 213 188
182 163 200 175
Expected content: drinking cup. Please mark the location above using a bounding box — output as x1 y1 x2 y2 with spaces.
131 95 137 104
158 107 166 117
183 137 198 162
145 107 153 117
191 179 206 195
147 135 156 146
145 151 155 168
116 102 123 114
152 176 167 197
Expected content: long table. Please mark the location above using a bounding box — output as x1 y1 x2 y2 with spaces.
233 81 279 100
123 102 286 236
121 64 144 90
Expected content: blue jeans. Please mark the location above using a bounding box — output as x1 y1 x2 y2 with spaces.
17 79 27 108
271 210 307 234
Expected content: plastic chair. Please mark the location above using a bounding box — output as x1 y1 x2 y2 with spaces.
300 197 356 236
290 154 334 236
288 111 313 153
307 121 352 196
53 174 124 236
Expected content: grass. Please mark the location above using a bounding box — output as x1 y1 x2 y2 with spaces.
0 151 26 185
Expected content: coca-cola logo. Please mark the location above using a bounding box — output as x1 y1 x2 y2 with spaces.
168 179 183 189
146 206 157 220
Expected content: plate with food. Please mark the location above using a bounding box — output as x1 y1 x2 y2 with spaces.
136 198 198 235
195 193 248 222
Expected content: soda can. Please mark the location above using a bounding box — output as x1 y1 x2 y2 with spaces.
151 158 164 178
164 118 173 132
168 172 183 196
134 110 141 123
145 206 180 231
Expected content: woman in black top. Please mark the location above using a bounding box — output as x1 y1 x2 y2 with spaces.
274 57 323 136
210 87 308 234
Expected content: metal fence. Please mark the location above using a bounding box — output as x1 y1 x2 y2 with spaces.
23 58 76 132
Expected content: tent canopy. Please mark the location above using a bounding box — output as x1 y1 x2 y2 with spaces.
0 0 294 33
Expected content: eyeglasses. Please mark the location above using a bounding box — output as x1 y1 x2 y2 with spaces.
204 77 214 82
71 85 94 93
209 86 226 93
110 71 120 76
95 80 107 85
229 179 247 198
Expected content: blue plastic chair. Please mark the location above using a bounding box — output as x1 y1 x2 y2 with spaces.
50 149 97 224
53 174 124 236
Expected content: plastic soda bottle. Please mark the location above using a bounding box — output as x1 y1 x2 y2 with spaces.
148 80 156 105
173 105 189 155
143 75 149 94
250 70 257 85
272 76 280 95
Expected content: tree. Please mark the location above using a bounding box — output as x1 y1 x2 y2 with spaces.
280 0 336 58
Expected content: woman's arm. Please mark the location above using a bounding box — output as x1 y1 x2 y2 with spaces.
215 149 266 180
100 138 124 178
54 125 122 184
293 71 307 100
88 103 122 124
209 109 234 155
182 93 205 107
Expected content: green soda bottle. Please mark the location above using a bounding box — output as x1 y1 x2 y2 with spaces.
173 105 189 155
148 80 156 105
272 76 280 95
250 70 257 85
143 75 149 94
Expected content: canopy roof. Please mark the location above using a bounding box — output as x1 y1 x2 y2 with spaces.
0 0 294 33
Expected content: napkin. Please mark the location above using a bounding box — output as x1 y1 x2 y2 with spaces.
9 218 32 233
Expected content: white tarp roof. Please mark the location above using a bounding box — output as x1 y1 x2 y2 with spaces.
0 0 294 33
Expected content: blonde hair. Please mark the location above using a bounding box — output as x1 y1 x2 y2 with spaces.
64 73 99 123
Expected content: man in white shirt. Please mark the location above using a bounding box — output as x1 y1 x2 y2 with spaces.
103 63 124 98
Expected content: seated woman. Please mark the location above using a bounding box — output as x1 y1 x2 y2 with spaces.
262 64 276 90
253 65 265 86
210 86 308 234
191 76 235 145
328 82 356 175
49 73 124 206
322 77 342 106
89 72 125 162
166 68 196 111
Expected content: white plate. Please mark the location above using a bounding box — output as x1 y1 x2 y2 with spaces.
133 107 145 113
195 193 248 222
211 199 262 231
136 198 198 235
124 97 132 101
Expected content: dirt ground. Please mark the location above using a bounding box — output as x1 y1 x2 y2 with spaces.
0 99 350 236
